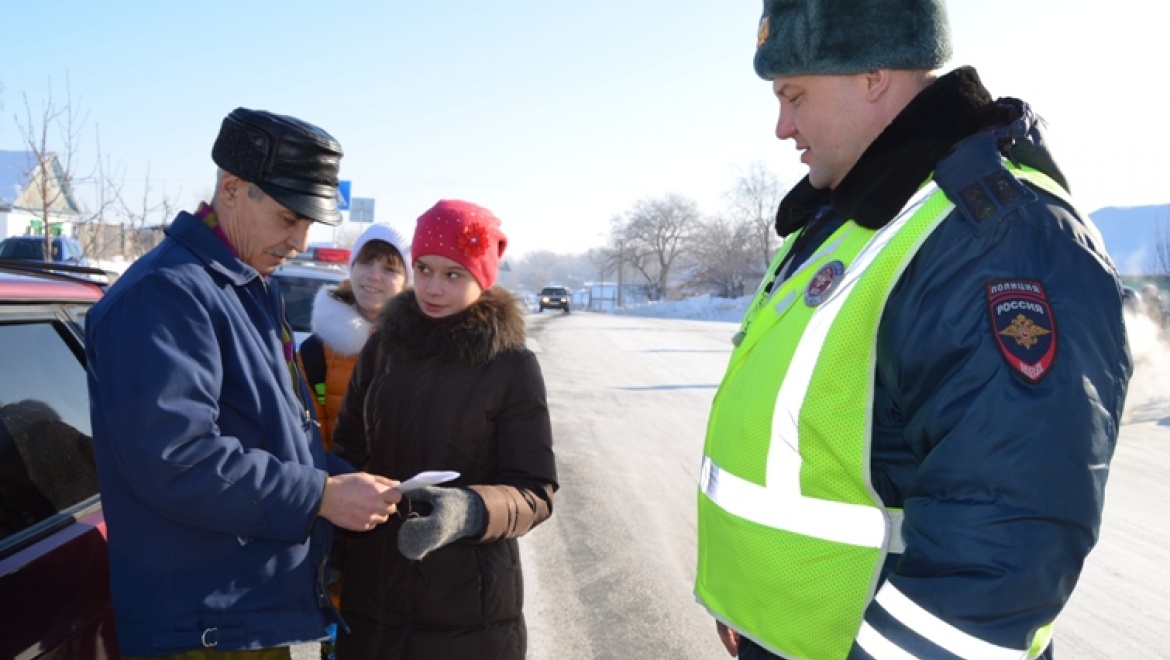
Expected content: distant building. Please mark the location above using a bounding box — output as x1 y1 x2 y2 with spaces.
579 282 649 311
0 150 81 239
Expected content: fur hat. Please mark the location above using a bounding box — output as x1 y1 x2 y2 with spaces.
411 200 507 290
753 0 952 79
349 223 410 270
211 107 345 226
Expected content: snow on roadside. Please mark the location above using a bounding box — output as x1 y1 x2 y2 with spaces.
611 293 751 323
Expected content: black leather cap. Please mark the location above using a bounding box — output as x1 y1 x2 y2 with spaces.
211 108 344 226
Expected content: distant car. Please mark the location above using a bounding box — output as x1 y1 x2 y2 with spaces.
0 235 89 267
0 260 119 658
539 286 571 313
272 260 348 347
1122 286 1141 314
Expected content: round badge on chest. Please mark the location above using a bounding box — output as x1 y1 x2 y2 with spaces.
804 261 845 307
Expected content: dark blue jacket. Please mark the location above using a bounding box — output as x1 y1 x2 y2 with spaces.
768 68 1131 660
86 210 349 655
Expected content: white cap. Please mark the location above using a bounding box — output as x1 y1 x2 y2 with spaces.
349 223 411 271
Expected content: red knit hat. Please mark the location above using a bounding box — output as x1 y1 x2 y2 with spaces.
412 199 508 290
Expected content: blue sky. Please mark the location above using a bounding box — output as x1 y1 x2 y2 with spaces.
2 1 1165 257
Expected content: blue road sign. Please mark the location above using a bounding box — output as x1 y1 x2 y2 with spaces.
337 181 352 211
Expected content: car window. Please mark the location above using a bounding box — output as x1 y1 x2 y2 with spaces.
67 304 91 331
0 240 43 260
541 287 568 296
0 319 99 542
273 273 336 334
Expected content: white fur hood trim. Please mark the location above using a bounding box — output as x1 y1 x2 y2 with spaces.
309 287 372 356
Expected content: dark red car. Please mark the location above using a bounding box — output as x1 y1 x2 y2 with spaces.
0 258 120 658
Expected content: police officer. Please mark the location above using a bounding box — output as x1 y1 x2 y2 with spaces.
694 2 1132 659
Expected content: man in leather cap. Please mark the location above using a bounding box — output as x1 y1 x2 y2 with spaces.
694 2 1132 659
86 108 403 659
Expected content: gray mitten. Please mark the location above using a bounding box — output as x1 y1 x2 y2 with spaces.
397 486 486 561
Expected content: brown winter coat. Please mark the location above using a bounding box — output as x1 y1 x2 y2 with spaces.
331 288 557 660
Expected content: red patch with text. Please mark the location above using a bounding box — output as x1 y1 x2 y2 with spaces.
987 280 1057 383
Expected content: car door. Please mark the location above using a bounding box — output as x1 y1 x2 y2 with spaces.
0 303 119 659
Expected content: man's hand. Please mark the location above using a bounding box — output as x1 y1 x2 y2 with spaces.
319 473 401 531
716 620 740 657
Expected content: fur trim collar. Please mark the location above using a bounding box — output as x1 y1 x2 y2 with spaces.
309 287 373 356
378 289 527 367
776 66 1000 236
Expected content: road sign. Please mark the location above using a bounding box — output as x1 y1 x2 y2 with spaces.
336 181 351 211
351 197 375 223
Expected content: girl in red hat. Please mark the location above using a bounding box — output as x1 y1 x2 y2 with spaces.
331 200 558 660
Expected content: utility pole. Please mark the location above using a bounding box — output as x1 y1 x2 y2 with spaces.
616 241 624 308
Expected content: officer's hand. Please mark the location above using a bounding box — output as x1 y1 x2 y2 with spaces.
716 620 740 657
319 473 401 531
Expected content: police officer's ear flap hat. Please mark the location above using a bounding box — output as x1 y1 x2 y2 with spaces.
211 107 345 226
753 0 953 80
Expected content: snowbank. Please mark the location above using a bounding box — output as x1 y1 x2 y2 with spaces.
611 294 752 323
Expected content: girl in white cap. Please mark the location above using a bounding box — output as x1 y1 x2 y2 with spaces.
297 223 409 450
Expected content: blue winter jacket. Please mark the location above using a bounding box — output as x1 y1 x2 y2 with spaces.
764 68 1132 660
86 210 349 656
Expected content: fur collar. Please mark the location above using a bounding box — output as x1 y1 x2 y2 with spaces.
378 289 527 367
309 287 373 356
776 66 1001 235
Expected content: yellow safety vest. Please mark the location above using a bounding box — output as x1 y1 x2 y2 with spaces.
696 166 1067 660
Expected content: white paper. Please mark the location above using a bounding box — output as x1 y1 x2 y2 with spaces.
394 470 461 493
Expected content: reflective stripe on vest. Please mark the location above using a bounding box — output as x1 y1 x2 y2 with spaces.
696 167 1063 660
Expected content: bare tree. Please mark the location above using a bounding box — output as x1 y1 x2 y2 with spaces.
111 165 180 259
13 75 119 260
725 161 786 273
589 215 626 282
609 194 701 300
510 250 593 292
681 215 756 298
75 134 126 259
15 77 84 260
1149 214 1170 276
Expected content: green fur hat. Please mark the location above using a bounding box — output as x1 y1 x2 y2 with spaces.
753 0 953 79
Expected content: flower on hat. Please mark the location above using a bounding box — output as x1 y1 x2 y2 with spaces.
459 221 491 259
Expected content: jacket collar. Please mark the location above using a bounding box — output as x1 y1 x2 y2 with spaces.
379 288 527 368
776 66 997 236
165 210 260 286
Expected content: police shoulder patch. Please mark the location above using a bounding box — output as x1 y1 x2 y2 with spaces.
986 280 1057 383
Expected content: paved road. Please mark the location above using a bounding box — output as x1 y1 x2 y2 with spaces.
300 310 1170 658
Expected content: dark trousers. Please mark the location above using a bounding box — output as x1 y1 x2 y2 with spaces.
738 636 780 660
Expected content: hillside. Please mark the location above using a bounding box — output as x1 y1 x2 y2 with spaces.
1091 204 1169 275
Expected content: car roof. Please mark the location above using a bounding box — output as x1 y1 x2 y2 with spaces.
0 235 73 244
272 261 348 281
0 263 104 302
